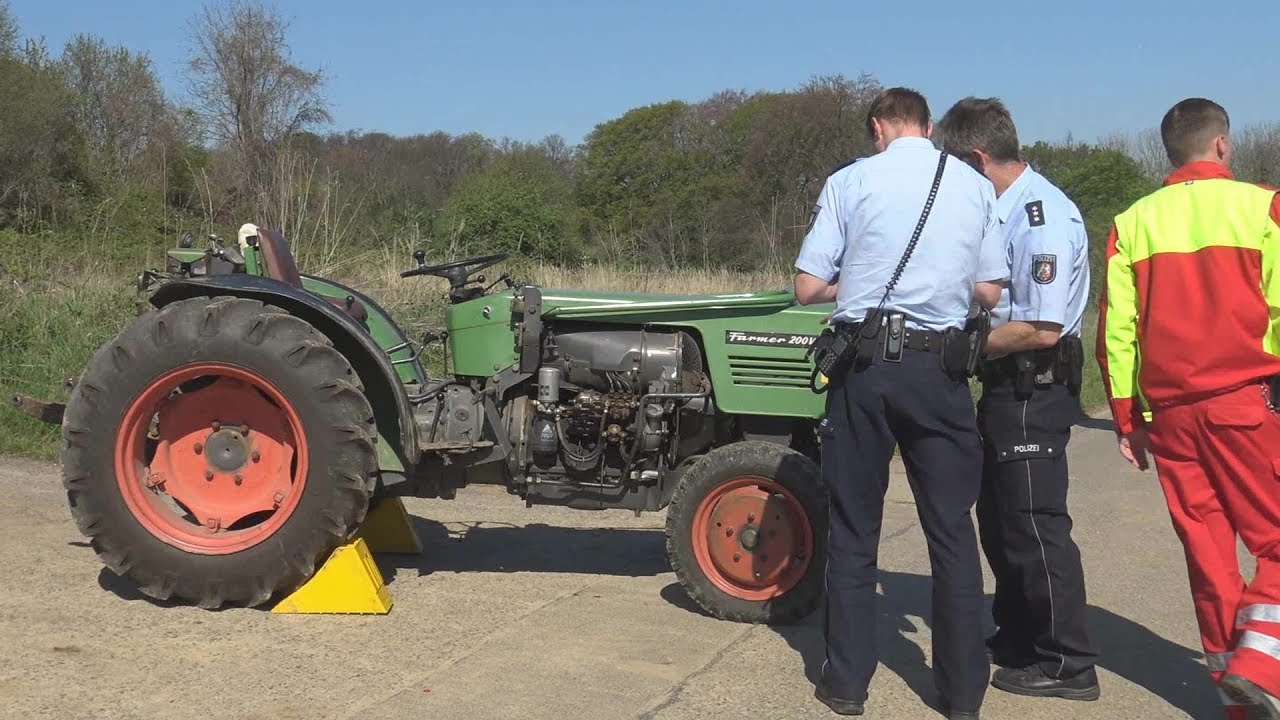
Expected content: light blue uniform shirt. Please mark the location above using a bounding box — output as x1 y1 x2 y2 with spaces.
795 137 1008 331
990 166 1090 338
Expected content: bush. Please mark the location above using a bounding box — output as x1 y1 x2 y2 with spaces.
435 154 579 263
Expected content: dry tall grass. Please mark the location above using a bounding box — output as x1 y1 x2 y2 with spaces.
329 255 793 337
331 257 791 303
528 263 792 295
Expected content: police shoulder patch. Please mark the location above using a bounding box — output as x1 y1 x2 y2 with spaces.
1026 200 1045 227
806 204 822 234
1032 254 1057 284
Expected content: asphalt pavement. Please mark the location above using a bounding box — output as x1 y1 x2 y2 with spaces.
0 414 1230 719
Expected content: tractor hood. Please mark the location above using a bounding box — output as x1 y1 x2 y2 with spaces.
446 285 833 417
534 287 833 420
540 288 828 319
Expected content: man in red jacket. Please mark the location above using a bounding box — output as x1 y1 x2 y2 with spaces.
1098 98 1280 719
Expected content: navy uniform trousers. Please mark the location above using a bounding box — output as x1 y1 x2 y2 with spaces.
976 376 1097 677
821 347 989 712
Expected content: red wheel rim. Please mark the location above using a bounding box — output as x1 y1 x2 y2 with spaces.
690 476 814 601
113 363 309 555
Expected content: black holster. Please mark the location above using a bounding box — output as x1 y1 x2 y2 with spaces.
965 309 992 377
940 329 972 382
1006 335 1085 398
940 309 992 382
1014 353 1037 397
1060 335 1085 396
853 309 885 367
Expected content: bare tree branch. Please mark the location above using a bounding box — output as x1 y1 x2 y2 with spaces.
185 0 330 218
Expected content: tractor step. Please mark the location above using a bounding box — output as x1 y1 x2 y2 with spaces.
11 393 66 424
272 497 422 615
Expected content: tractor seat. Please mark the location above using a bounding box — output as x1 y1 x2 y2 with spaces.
255 228 304 287
254 228 368 324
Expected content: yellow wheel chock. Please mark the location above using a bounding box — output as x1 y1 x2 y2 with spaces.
271 497 422 615
353 494 424 555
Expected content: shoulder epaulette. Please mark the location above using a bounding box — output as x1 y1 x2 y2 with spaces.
828 157 864 177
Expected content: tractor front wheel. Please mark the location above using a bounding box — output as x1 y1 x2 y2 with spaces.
61 297 377 608
665 441 826 624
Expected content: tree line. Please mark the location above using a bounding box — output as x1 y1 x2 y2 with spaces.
1 0 1278 278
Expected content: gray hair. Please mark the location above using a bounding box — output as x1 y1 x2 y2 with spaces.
935 97 1021 163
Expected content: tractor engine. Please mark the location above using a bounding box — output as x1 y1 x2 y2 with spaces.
512 328 713 510
550 389 638 466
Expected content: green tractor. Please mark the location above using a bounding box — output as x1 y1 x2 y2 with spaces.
33 226 835 623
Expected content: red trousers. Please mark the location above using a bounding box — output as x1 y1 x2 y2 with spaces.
1148 383 1280 716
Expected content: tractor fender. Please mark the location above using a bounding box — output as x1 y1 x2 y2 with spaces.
150 275 417 473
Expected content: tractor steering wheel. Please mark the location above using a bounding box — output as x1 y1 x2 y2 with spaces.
400 252 510 286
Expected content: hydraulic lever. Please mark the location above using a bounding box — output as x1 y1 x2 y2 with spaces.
485 273 515 293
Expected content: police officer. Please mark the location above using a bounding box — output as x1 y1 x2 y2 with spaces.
935 97 1100 701
795 87 1007 720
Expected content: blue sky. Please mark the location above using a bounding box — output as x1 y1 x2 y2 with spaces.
11 0 1280 146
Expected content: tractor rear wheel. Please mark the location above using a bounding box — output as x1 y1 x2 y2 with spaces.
61 296 377 608
665 441 826 624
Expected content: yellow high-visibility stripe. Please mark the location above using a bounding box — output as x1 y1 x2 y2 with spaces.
1115 179 1275 264
1103 241 1141 404
1259 198 1280 357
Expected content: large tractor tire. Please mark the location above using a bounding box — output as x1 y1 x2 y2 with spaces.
61 296 377 608
665 441 826 624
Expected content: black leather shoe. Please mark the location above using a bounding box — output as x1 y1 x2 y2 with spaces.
1219 674 1280 720
814 683 865 716
991 665 1101 701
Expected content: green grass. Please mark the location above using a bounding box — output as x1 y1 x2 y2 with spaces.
0 272 137 459
1078 307 1108 415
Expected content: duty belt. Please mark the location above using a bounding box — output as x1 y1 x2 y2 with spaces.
841 322 945 354
982 350 1063 383
980 336 1085 393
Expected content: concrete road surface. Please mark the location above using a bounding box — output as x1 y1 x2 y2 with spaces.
0 416 1232 719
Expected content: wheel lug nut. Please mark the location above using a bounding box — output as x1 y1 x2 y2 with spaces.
725 527 734 537
204 470 214 481
193 443 203 454
748 513 756 522
251 450 261 463
234 474 243 486
733 553 741 562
